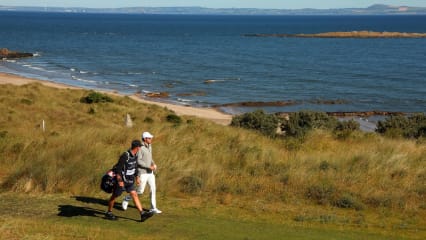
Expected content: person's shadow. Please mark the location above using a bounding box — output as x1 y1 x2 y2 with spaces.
57 196 135 221
57 204 104 218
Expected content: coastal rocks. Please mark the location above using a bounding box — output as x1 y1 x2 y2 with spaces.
215 101 297 108
215 99 348 108
327 111 404 117
0 48 33 59
177 91 207 97
276 111 404 120
145 92 169 98
244 31 426 38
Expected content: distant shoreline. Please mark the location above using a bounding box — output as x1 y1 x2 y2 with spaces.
1 4 426 15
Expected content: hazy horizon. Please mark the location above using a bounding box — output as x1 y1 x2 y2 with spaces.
1 0 426 9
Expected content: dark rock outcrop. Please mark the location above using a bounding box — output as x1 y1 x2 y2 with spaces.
145 92 169 98
0 48 33 59
326 111 405 117
215 101 297 108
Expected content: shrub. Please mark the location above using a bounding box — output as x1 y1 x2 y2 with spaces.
306 182 337 205
376 113 426 139
11 142 25 154
178 175 203 194
335 119 360 132
144 117 154 123
231 110 279 137
334 119 360 139
20 98 33 105
279 174 290 185
166 113 182 125
281 111 338 138
319 161 331 171
333 193 365 210
215 182 231 194
409 113 426 138
88 107 96 114
0 130 7 138
80 91 113 104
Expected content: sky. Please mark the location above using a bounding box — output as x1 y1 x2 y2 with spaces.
1 1 426 9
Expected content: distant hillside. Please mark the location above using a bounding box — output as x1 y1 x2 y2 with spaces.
1 4 426 15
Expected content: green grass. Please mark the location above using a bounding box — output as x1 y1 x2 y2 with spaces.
0 193 421 240
0 82 425 239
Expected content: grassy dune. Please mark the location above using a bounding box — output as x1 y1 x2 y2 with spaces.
0 83 425 239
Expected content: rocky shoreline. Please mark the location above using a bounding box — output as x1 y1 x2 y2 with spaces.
0 48 33 59
215 99 351 108
275 110 405 120
326 111 405 117
244 31 426 38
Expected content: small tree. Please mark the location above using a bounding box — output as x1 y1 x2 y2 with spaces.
334 119 360 139
281 111 338 138
231 110 279 137
376 113 426 139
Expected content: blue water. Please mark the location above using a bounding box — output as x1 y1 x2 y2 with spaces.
1 12 425 114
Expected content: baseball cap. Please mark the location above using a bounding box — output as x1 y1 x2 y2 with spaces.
142 132 154 139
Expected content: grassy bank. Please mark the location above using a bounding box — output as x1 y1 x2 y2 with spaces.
0 82 425 239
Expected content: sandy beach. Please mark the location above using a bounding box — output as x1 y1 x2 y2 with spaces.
0 72 379 131
0 72 232 125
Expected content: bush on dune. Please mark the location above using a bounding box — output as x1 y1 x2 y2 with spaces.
376 113 426 139
230 110 279 137
80 91 113 104
281 111 339 138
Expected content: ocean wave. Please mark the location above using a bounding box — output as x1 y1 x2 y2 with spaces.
203 78 240 84
177 98 194 103
142 90 153 94
71 75 97 83
23 64 48 72
204 79 225 84
70 68 95 75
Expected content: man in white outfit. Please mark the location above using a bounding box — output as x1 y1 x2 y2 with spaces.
122 132 162 214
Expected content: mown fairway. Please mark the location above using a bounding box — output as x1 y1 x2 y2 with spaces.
0 193 422 240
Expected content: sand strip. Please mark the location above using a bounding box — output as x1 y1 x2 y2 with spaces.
0 72 232 125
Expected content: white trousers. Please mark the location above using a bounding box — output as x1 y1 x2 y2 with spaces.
136 173 157 209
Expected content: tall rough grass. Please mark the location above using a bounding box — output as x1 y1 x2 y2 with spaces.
1 83 425 226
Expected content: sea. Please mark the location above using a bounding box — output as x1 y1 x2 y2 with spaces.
1 11 425 115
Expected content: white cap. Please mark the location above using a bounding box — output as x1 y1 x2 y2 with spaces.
142 132 154 139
